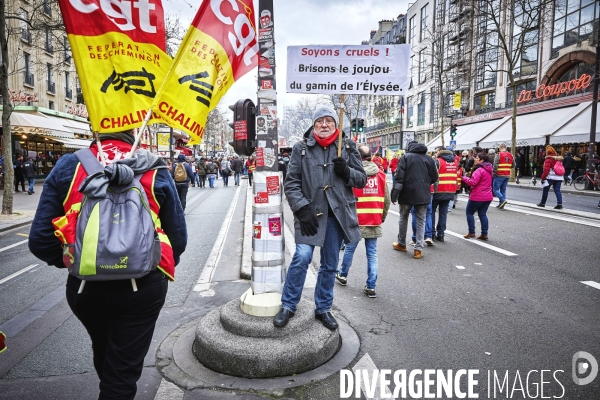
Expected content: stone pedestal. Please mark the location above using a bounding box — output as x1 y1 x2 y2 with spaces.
193 298 340 378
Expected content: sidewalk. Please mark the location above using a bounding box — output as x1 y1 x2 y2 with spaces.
0 183 44 233
507 176 600 197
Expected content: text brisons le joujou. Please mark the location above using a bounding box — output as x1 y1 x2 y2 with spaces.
286 45 411 96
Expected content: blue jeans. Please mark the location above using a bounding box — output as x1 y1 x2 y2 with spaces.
431 198 450 238
208 176 215 188
466 200 491 235
222 173 229 186
234 172 241 185
493 176 509 204
411 195 433 241
541 179 562 205
281 217 344 314
339 238 378 290
28 177 35 193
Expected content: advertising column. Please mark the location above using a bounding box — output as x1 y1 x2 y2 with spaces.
250 0 284 296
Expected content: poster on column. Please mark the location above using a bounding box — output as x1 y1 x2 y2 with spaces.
286 45 411 95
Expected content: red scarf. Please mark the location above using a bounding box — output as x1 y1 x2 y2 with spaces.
313 129 340 148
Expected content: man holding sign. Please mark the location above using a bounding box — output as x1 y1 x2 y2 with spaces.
273 106 366 330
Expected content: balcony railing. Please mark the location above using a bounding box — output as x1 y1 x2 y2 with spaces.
21 28 31 43
66 88 72 99
45 42 54 53
47 80 56 93
24 72 34 86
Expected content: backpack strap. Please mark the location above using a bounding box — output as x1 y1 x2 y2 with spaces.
74 148 103 176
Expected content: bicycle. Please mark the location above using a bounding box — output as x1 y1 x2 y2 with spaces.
573 170 600 191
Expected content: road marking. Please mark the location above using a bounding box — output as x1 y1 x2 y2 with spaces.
16 233 29 237
154 379 184 400
503 203 600 228
284 221 317 288
388 210 517 256
194 185 242 292
0 239 28 253
581 281 600 290
456 265 465 269
352 353 392 399
0 264 39 285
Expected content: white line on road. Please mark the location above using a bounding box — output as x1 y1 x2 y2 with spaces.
351 353 393 399
0 264 39 285
0 239 28 253
503 203 600 228
154 379 184 400
193 185 242 292
388 210 518 256
456 265 465 270
581 281 600 290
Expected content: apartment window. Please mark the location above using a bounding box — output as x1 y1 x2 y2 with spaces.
409 16 416 44
45 29 53 53
552 0 598 58
407 96 414 127
23 52 34 86
43 0 52 16
63 37 71 63
20 9 30 43
512 5 539 78
417 92 426 126
49 101 54 110
420 4 429 41
473 92 496 111
65 71 72 99
418 49 428 84
47 64 55 94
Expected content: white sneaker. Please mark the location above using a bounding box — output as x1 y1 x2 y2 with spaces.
408 240 416 246
425 238 434 246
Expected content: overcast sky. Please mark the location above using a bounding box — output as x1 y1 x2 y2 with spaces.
162 0 410 119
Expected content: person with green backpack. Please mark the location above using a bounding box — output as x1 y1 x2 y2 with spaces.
29 130 187 400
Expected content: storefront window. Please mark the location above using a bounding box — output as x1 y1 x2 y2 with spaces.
556 62 594 97
13 137 73 176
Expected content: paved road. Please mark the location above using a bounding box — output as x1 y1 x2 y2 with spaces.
0 178 599 399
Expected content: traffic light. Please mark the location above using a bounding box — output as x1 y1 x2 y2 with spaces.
228 99 256 156
350 118 357 132
358 118 364 132
450 124 457 138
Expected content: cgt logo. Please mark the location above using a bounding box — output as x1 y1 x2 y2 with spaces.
572 351 598 386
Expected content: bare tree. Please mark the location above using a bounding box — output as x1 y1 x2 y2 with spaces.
165 14 186 58
473 0 557 179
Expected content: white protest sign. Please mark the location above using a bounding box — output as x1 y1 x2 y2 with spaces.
286 45 410 95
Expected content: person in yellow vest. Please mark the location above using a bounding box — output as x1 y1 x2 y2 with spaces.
493 143 514 209
336 145 390 298
432 147 458 242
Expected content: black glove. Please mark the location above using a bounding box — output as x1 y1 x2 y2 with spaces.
332 157 350 179
295 205 319 236
390 183 403 204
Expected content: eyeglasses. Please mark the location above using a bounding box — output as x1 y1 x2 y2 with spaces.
315 117 335 126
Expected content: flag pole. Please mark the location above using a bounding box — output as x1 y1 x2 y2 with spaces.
127 108 153 158
93 131 106 167
337 94 345 157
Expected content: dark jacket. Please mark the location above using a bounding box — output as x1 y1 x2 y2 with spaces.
171 159 194 185
284 128 367 245
14 159 24 177
231 158 243 173
393 142 438 205
562 154 574 169
28 143 187 269
22 160 36 178
196 160 208 176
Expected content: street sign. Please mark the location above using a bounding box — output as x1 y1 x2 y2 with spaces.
450 140 456 149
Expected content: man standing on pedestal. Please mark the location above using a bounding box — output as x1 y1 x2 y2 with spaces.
274 105 366 330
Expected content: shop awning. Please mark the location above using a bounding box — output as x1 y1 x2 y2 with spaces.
478 103 588 149
52 137 93 149
9 112 75 139
61 118 91 136
426 117 509 151
550 101 600 144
